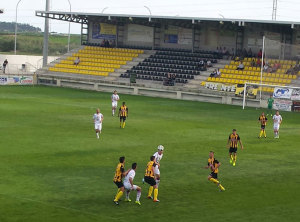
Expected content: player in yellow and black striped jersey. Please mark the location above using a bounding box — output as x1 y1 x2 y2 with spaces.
204 151 225 191
258 112 268 138
118 102 128 129
144 156 159 202
227 129 244 166
113 156 129 205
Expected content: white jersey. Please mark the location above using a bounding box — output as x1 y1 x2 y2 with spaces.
93 113 103 124
153 152 163 164
111 94 119 102
273 115 282 125
124 169 135 185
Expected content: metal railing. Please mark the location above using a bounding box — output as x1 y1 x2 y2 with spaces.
0 63 37 75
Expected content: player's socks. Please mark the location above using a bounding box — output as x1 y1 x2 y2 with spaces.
114 191 123 202
115 188 120 199
147 186 153 198
218 184 225 191
120 122 122 128
259 130 263 138
122 122 126 128
153 188 158 201
156 179 160 188
136 190 141 201
125 190 130 201
209 178 219 184
112 110 115 116
263 131 267 138
230 155 233 164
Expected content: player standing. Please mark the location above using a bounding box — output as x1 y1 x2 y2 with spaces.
93 108 103 139
267 95 274 116
204 151 225 191
111 90 119 116
144 156 159 202
273 110 282 139
113 156 129 205
123 163 142 205
118 102 128 129
227 129 244 166
258 112 268 138
153 145 164 188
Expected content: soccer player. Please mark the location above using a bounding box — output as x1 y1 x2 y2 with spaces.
204 151 225 191
153 145 164 188
93 108 103 139
144 156 159 202
118 102 128 129
258 112 268 138
113 156 129 205
267 95 274 116
123 163 142 205
227 129 244 166
111 90 119 116
273 110 282 139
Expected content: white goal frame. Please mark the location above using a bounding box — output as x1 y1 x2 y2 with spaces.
242 82 300 110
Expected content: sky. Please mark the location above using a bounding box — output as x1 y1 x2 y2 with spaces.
1 0 300 34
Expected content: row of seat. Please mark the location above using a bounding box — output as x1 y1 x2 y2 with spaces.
130 66 201 75
126 70 195 80
219 74 292 84
60 60 121 69
220 69 297 79
73 53 133 61
77 50 138 58
54 64 114 72
66 57 126 65
145 58 208 67
49 67 108 76
239 57 298 65
207 77 287 86
84 46 143 54
156 50 218 59
150 54 217 63
120 73 188 83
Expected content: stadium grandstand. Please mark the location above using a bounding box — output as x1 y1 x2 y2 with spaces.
35 10 300 107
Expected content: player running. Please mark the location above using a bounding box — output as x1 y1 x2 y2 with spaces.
267 95 274 116
111 90 120 116
258 112 268 138
273 110 282 139
118 102 128 129
113 156 129 205
204 151 225 191
93 108 103 139
227 129 244 166
124 163 142 205
144 156 159 202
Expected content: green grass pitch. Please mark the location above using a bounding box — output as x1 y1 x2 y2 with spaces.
0 86 299 222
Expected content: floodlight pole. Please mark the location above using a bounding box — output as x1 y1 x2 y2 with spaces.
260 36 265 103
144 6 152 22
42 0 50 67
14 0 22 55
67 0 71 52
101 7 108 14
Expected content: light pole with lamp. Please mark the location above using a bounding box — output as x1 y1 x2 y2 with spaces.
101 7 108 14
144 6 151 22
14 0 22 55
67 0 71 52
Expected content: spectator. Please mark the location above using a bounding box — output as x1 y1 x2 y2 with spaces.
74 57 80 66
237 61 244 70
256 58 262 67
247 48 253 57
2 59 8 74
101 39 105 47
206 60 212 67
216 68 221 77
286 65 294 74
210 69 217 77
263 63 269 72
257 49 262 58
251 58 256 67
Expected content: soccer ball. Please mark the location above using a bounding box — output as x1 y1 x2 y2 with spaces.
157 145 164 151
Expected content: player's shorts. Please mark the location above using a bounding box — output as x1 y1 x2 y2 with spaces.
124 182 138 190
120 116 126 121
274 124 280 130
261 125 266 129
229 147 237 153
144 176 156 186
112 101 118 108
154 165 160 175
209 172 218 179
114 181 124 188
94 123 102 130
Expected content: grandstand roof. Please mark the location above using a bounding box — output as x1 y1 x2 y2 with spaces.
36 10 300 26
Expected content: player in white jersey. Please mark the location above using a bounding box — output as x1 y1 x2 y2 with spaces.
111 90 120 116
153 145 164 187
93 108 103 139
273 110 282 139
123 163 142 205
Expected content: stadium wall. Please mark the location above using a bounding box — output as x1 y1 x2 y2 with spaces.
37 75 263 108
